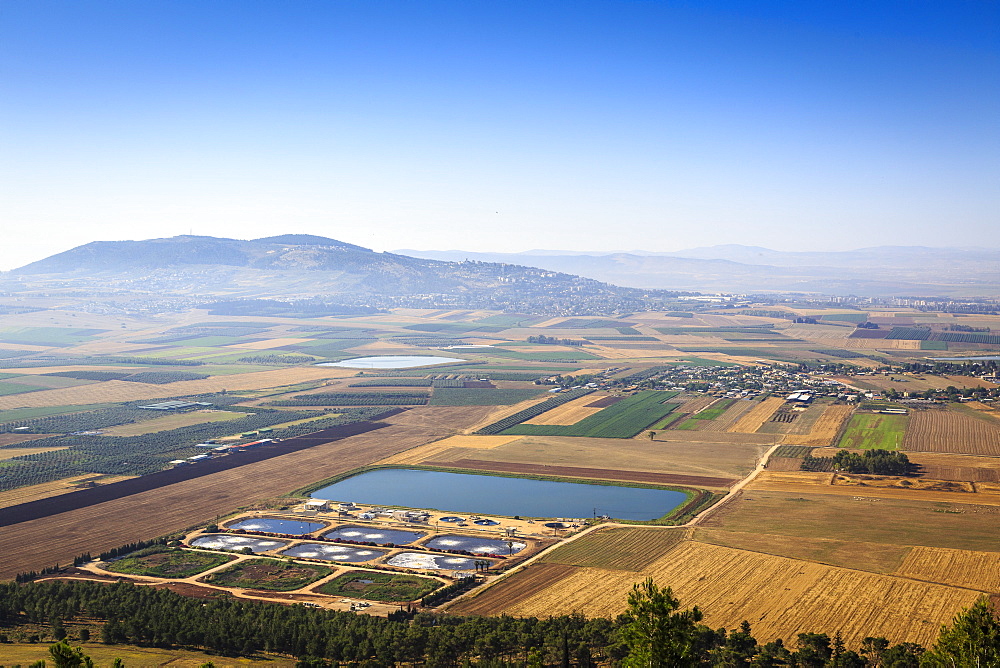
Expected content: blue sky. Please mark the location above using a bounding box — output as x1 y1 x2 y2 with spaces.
1 0 997 269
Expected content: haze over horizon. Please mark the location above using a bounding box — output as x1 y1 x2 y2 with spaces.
2 0 997 271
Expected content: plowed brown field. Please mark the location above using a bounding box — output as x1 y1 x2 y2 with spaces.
905 452 1000 482
449 563 579 615
422 459 736 489
902 409 1000 455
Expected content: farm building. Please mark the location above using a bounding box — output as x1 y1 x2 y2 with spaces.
786 392 813 404
304 500 329 511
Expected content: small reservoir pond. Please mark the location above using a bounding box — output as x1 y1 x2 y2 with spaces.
317 355 466 369
426 534 526 555
324 525 425 545
227 517 325 535
281 543 386 563
191 535 288 553
311 469 687 521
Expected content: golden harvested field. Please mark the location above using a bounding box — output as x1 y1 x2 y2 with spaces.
436 434 766 481
0 367 356 409
226 337 316 350
729 397 785 433
0 475 135 510
475 541 979 646
376 434 523 466
540 527 685 571
103 409 247 436
781 405 853 446
694 528 911 574
523 394 608 425
0 406 493 579
0 445 69 461
894 546 1000 592
902 408 1000 455
706 489 1000 552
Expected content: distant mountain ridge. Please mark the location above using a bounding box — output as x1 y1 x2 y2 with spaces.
395 245 1000 297
6 234 689 314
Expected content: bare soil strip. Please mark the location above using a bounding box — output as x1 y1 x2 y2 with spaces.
422 458 737 488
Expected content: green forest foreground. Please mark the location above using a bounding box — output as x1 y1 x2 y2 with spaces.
2 579 999 667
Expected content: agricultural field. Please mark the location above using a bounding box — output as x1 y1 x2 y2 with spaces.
901 451 1000 482
500 391 679 438
0 445 67 460
316 571 441 602
0 407 490 579
836 413 907 450
428 388 544 406
705 488 1000 553
728 397 785 433
459 539 978 646
102 409 247 436
902 407 1000 455
0 474 134 510
429 434 764 483
539 526 685 570
104 547 235 578
892 546 1000 591
781 404 854 446
203 558 332 591
693 528 912 575
522 393 609 425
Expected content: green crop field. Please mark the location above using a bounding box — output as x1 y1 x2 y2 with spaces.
690 399 735 420
501 391 679 439
105 547 235 578
429 388 544 406
837 413 908 450
0 326 108 347
0 382 45 397
0 404 117 425
316 570 441 602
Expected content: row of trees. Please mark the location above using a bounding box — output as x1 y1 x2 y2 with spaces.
832 449 911 475
2 578 998 666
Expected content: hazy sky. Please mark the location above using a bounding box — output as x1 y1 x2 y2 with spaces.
1 0 998 270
